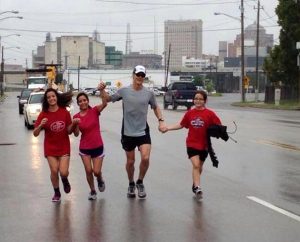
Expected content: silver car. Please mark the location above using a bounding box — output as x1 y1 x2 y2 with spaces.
23 91 44 129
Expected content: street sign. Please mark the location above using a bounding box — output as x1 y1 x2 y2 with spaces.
243 76 250 88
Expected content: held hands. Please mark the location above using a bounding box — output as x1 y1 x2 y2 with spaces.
158 122 168 133
98 81 106 91
72 118 80 125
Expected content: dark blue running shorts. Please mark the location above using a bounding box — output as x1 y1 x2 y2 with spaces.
79 146 104 158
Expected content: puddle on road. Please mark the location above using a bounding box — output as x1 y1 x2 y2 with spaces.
257 140 300 152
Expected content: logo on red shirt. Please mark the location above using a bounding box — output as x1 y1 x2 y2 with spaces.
50 121 65 132
191 117 204 128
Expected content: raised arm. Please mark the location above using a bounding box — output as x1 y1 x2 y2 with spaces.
98 81 112 102
96 83 108 113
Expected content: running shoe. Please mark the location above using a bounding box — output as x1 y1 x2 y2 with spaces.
136 183 147 198
195 187 203 201
97 178 105 192
62 177 71 193
127 184 136 198
88 191 97 201
52 193 61 202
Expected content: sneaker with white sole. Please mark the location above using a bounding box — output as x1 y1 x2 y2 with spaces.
194 187 203 201
52 193 61 202
88 191 97 200
127 184 136 198
136 183 147 198
97 178 105 192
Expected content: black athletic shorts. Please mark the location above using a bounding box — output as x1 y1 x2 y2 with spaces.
121 134 151 151
79 146 104 158
187 147 208 161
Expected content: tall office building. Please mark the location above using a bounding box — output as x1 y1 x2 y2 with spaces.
218 41 227 61
234 22 273 56
164 19 203 71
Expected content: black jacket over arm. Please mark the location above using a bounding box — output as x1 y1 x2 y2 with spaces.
207 125 229 168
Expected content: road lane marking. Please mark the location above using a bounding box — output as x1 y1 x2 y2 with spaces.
247 196 300 222
256 139 300 152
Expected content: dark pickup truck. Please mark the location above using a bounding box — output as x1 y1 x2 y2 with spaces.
163 81 197 110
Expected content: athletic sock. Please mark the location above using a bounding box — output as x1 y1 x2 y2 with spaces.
136 179 143 185
54 187 61 195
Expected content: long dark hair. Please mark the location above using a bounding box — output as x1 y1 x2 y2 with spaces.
76 92 92 109
42 88 73 111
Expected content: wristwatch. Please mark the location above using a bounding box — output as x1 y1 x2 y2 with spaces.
158 118 165 122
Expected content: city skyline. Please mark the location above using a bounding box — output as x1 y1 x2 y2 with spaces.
0 0 280 67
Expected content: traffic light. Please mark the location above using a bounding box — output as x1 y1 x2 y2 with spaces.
47 66 56 81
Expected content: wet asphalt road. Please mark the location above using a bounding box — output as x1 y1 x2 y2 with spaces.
0 92 300 242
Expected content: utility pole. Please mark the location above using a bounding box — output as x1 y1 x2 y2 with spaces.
241 0 245 102
77 56 80 91
164 43 171 89
255 0 263 102
215 56 218 89
0 47 4 96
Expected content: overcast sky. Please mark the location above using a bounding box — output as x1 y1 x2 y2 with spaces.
0 0 280 67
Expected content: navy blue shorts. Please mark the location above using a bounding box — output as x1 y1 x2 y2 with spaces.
79 146 104 158
121 134 151 152
186 147 208 161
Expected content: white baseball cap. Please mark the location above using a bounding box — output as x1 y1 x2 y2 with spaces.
133 65 146 75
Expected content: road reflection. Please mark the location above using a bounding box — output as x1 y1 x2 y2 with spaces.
51 201 73 241
125 200 152 242
85 199 107 241
30 135 42 170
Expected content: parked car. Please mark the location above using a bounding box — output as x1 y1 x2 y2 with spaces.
93 86 117 96
81 87 96 95
17 89 32 114
23 91 45 129
163 82 197 110
149 87 165 96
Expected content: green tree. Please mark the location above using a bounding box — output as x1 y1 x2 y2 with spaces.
263 0 300 91
192 75 205 87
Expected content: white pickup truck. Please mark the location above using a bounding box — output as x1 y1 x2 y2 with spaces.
27 76 48 90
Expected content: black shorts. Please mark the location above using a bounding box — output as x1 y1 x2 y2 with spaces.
187 147 208 161
121 134 151 151
79 146 104 158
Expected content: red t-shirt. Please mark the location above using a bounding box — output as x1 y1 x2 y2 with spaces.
35 107 72 157
180 108 221 150
73 106 104 149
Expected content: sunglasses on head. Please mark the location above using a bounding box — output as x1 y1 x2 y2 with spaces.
136 72 145 78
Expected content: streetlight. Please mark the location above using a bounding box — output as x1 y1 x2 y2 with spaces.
214 12 240 22
214 1 246 102
0 10 19 15
0 46 20 96
1 34 21 38
0 34 21 49
0 16 23 21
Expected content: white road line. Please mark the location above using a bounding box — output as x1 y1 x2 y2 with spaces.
247 196 300 222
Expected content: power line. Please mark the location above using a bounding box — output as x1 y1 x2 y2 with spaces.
95 0 240 6
0 25 279 35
